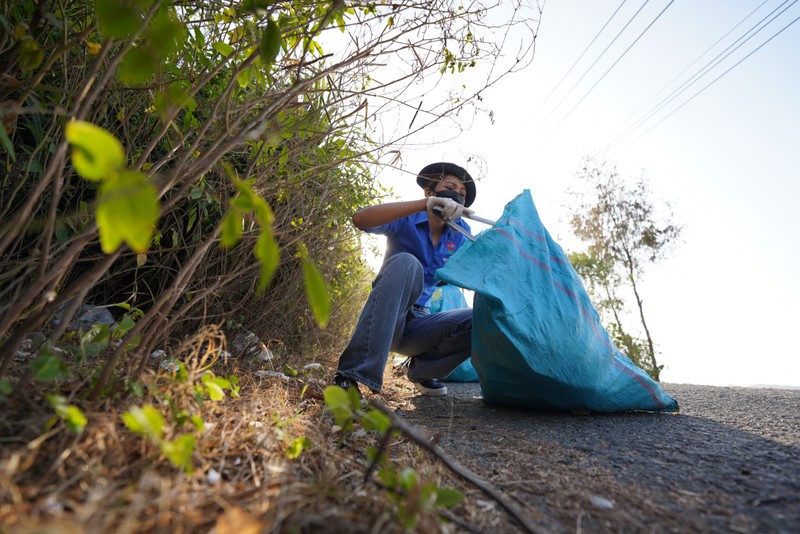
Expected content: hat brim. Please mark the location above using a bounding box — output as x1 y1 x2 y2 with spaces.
416 162 476 207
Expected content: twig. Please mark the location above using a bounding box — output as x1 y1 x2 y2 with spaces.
370 401 546 534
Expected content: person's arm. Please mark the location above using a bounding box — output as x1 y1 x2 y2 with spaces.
352 199 428 230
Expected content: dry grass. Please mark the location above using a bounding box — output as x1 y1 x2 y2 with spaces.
0 335 487 534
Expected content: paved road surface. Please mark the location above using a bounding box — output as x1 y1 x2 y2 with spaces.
402 383 800 533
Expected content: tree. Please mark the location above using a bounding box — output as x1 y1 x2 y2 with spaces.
568 158 682 381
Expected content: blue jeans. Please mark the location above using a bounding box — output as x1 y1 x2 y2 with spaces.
336 252 472 392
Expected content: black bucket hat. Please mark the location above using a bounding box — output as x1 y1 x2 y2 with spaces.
416 162 476 207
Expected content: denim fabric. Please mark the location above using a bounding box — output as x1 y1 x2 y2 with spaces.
363 212 471 306
336 252 472 392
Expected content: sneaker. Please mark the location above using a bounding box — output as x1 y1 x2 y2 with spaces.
411 378 448 396
332 372 362 397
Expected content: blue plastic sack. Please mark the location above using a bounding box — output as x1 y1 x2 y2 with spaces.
428 283 468 313
436 190 678 413
427 284 479 382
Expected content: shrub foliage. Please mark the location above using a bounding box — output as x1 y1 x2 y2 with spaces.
0 0 537 399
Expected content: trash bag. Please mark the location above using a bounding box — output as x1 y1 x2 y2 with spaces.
427 284 479 382
436 190 678 413
428 283 468 313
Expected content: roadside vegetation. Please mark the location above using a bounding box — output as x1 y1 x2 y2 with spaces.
566 158 683 381
0 1 539 531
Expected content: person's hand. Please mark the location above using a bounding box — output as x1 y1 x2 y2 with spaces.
427 196 473 220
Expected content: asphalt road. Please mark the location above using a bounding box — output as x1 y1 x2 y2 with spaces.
401 382 800 533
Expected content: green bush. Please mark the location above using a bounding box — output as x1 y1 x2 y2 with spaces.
0 0 535 399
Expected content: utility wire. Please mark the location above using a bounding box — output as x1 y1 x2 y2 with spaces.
605 0 796 151
537 0 652 129
544 0 676 139
629 13 800 145
606 0 798 150
604 0 771 144
531 0 629 120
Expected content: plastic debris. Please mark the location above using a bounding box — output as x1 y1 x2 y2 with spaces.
206 468 221 484
255 370 290 380
589 495 615 510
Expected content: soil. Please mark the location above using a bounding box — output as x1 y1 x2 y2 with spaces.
390 382 800 533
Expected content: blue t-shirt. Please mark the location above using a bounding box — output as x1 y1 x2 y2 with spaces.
365 212 471 307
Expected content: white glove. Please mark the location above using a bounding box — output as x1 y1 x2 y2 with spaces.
427 196 463 220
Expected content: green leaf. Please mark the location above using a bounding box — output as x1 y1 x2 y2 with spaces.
434 487 463 508
96 170 159 253
347 386 361 410
63 405 88 433
148 7 185 57
212 42 234 57
212 376 231 389
378 464 397 487
154 85 192 121
366 445 383 465
65 121 125 181
286 437 311 459
118 46 157 86
303 257 330 328
122 404 165 441
324 385 349 409
115 314 136 337
128 381 145 398
361 409 392 434
192 27 205 50
220 210 243 247
161 434 195 472
0 380 12 396
124 333 142 351
204 381 224 401
190 415 204 431
236 65 255 88
18 38 45 70
259 18 282 69
226 174 279 290
55 221 69 244
253 197 274 227
186 207 197 232
96 0 144 39
242 0 272 14
231 194 254 213
47 395 88 433
255 230 279 292
0 122 15 162
30 354 61 382
80 324 111 357
323 385 354 428
400 468 419 491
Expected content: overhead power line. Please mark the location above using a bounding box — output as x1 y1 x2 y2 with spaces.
536 0 653 129
605 0 799 150
544 0 676 139
629 12 800 145
604 0 797 151
604 0 771 144
531 0 629 120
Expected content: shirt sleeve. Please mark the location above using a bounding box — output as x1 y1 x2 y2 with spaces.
362 217 407 237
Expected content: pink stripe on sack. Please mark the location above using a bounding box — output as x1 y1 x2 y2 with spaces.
494 229 551 271
508 217 546 242
508 217 570 265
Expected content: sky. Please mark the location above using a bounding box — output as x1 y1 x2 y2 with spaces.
366 1 800 388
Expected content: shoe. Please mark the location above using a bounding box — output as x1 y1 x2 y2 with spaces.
332 372 362 397
398 358 448 396
411 378 448 396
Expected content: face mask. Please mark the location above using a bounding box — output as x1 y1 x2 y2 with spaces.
435 189 465 206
